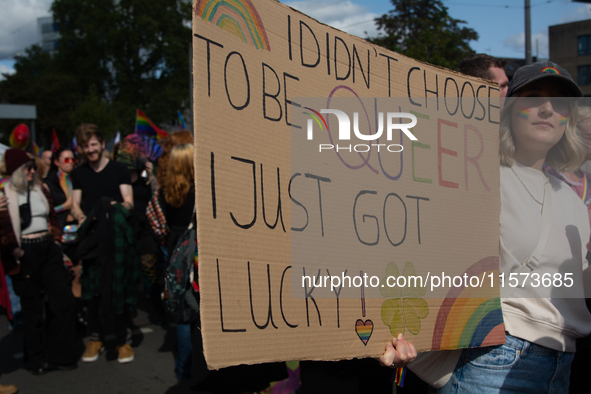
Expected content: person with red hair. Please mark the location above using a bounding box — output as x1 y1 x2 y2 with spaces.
156 130 193 193
159 143 196 380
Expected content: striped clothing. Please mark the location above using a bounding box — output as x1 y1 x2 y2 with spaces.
545 166 591 207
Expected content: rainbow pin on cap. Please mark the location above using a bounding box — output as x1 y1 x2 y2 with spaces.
506 61 582 98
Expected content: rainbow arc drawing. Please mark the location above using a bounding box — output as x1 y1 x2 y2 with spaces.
195 0 271 51
431 256 505 350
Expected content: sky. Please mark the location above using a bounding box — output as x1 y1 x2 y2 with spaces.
1 0 591 80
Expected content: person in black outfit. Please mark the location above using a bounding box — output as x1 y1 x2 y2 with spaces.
43 148 76 231
44 148 86 325
119 153 165 324
70 124 136 364
159 143 195 381
0 148 79 375
157 144 287 391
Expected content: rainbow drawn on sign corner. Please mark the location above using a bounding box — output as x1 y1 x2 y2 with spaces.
195 0 271 51
431 256 505 351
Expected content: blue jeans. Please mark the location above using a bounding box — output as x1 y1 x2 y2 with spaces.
175 323 192 380
439 334 574 393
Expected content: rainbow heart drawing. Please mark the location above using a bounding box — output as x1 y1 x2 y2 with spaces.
355 319 373 346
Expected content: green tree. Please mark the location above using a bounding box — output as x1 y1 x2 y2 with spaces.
51 0 192 134
70 88 117 136
369 0 478 70
0 46 82 147
0 0 192 147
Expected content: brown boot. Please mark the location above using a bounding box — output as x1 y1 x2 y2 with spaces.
0 382 18 394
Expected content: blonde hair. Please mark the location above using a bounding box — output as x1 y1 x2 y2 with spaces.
35 157 46 179
164 143 194 208
0 152 6 176
9 163 40 194
578 105 591 123
499 97 586 171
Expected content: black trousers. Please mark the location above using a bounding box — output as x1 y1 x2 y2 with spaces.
12 239 79 367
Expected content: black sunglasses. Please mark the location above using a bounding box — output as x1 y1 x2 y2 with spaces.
25 162 37 171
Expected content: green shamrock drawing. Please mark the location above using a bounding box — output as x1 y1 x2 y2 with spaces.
380 261 429 336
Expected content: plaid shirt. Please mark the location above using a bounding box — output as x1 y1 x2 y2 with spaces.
80 203 140 313
545 166 591 207
112 203 140 310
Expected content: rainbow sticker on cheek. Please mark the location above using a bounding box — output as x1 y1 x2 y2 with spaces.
516 106 530 120
559 115 568 126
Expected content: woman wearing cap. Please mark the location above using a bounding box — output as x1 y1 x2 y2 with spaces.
380 62 591 392
0 148 79 375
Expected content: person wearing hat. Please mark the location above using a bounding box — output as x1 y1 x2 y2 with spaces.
379 61 591 392
0 148 79 375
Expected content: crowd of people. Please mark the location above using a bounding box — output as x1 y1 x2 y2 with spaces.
0 125 212 393
0 56 590 394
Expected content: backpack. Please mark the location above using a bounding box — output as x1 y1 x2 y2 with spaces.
163 221 199 323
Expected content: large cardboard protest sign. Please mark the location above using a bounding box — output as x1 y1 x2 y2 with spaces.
193 0 503 369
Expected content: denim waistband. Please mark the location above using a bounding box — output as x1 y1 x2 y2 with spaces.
503 333 565 357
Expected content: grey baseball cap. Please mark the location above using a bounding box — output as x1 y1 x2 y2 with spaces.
506 61 582 98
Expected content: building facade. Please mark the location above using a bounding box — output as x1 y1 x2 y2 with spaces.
549 19 591 96
37 16 59 55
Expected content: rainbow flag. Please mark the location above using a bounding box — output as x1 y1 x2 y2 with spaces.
71 137 78 154
392 367 406 387
193 236 199 292
136 109 168 139
177 110 186 130
51 129 61 152
32 142 40 157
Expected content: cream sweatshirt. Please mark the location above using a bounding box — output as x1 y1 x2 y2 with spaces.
501 163 591 352
410 163 591 388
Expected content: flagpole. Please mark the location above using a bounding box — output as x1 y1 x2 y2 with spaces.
30 120 36 154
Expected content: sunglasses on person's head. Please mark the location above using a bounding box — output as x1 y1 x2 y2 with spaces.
63 157 76 164
24 162 37 171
